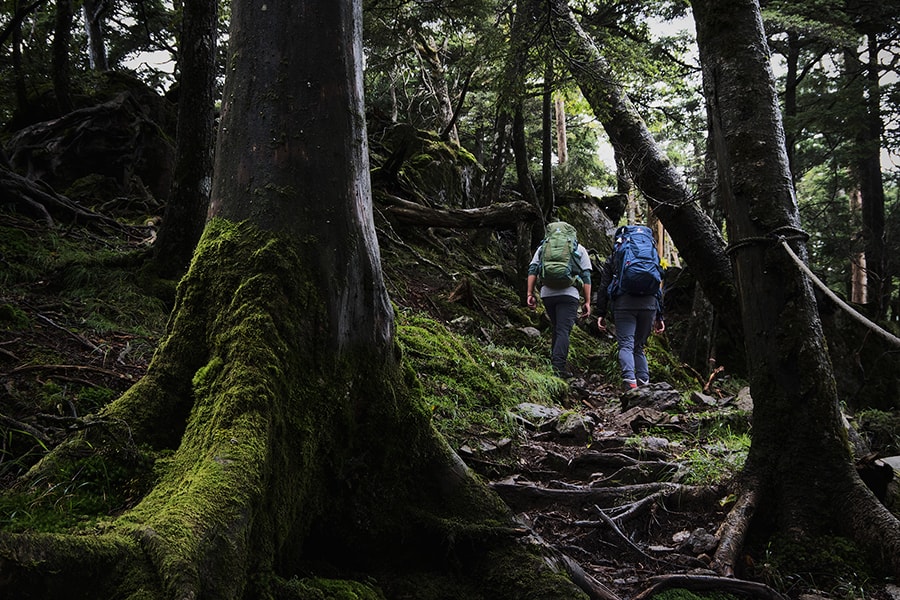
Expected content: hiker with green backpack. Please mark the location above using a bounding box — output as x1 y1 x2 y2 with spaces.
594 224 665 390
525 221 593 379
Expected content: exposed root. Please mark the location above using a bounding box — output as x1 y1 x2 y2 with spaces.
632 573 787 600
711 483 759 577
490 479 714 513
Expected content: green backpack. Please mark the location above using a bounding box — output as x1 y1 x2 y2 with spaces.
538 222 582 289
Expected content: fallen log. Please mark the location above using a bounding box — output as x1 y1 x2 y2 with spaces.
378 193 539 228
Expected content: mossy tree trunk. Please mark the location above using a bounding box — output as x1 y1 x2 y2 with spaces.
0 1 589 598
691 0 900 576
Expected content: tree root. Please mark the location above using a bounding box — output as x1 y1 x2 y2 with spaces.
490 479 715 513
632 574 787 600
0 165 142 238
711 483 759 577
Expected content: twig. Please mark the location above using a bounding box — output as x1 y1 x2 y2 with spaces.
593 504 667 565
7 363 133 380
34 313 102 353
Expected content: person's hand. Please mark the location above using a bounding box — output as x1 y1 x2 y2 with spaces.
597 316 607 331
654 319 666 334
580 301 591 318
526 293 537 309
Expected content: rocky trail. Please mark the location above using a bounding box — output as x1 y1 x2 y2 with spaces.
459 374 787 600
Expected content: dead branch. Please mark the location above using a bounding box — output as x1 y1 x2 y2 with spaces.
0 413 50 445
7 363 134 381
593 504 669 565
33 312 103 353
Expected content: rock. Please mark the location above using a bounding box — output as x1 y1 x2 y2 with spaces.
515 402 563 422
675 527 719 555
734 386 754 411
640 436 670 452
691 391 718 407
555 411 591 444
621 381 680 411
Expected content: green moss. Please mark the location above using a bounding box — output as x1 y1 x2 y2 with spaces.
397 309 567 445
0 302 30 328
0 437 157 533
751 534 874 593
274 576 385 599
653 590 739 600
855 409 900 455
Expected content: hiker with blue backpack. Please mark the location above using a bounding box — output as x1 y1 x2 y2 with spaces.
594 224 665 390
526 221 593 379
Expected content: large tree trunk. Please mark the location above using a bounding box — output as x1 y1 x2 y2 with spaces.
0 1 590 598
152 0 218 279
691 0 900 577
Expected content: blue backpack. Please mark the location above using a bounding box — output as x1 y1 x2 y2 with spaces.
608 225 663 297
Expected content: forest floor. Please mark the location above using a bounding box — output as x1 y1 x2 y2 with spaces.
0 210 897 600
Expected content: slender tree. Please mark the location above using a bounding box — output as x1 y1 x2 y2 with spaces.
51 0 73 114
152 0 218 278
82 0 108 71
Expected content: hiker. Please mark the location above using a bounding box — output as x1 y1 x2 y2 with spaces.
594 224 665 390
525 222 593 379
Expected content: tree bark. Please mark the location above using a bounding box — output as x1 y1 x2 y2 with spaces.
152 0 218 279
691 0 900 576
413 32 460 145
556 94 568 165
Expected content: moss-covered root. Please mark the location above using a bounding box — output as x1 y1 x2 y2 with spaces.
0 531 161 599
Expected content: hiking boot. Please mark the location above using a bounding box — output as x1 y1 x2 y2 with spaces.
623 379 638 390
638 379 650 386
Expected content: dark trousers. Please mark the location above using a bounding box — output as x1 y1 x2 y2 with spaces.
543 295 579 375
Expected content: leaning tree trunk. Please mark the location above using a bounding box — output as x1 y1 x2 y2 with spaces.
0 1 591 598
542 0 740 328
152 0 218 279
691 0 900 577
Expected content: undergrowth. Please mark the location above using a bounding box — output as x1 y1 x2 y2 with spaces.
396 308 568 446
